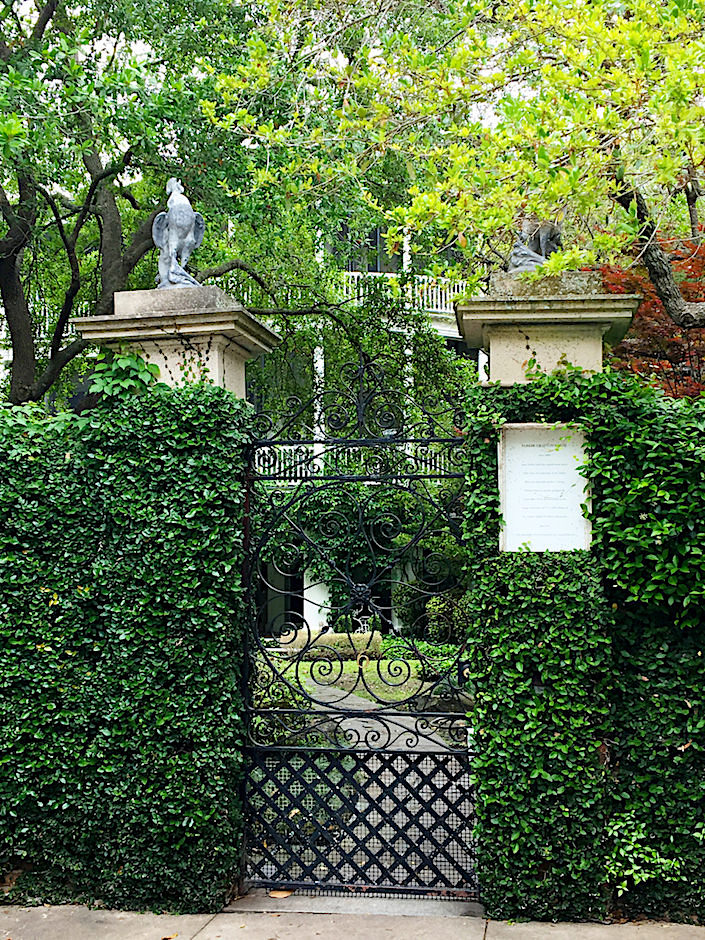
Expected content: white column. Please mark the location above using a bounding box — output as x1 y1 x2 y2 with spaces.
402 230 412 272
303 572 330 633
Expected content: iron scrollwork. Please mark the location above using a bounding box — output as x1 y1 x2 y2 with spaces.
244 356 473 753
242 355 478 898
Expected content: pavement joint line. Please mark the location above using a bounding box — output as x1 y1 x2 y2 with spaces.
188 911 219 940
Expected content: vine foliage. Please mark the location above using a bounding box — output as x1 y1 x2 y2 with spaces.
0 385 253 912
462 369 705 921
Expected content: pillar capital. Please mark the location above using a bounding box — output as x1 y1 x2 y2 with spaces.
455 272 640 384
74 286 280 397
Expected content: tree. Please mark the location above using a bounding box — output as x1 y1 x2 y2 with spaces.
0 0 343 405
603 247 705 398
212 0 705 329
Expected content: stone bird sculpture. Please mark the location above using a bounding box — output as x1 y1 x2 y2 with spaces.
152 179 205 289
508 220 563 273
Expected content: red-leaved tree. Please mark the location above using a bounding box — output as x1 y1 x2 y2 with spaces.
602 242 705 398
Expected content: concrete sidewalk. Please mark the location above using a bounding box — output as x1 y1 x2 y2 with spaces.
1 904 705 940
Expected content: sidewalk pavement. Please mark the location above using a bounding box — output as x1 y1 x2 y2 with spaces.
2 904 705 940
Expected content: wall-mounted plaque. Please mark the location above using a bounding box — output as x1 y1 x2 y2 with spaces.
499 423 591 552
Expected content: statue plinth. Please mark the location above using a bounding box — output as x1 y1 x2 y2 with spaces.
74 286 280 397
455 272 640 384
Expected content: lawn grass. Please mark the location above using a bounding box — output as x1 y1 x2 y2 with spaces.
289 658 429 705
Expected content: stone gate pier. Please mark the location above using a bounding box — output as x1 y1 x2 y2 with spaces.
74 285 279 398
455 271 640 384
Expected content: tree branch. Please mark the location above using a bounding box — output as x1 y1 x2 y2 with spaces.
36 184 81 357
684 167 703 241
249 304 352 333
116 185 143 210
29 337 90 402
195 259 279 304
30 0 61 43
0 178 36 260
0 183 18 229
121 210 159 275
70 148 133 247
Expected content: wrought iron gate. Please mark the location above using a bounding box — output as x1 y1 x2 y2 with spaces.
242 357 478 898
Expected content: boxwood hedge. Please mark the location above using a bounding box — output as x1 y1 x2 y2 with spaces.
0 385 253 912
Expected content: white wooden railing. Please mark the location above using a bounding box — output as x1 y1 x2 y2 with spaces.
218 270 468 315
342 272 467 315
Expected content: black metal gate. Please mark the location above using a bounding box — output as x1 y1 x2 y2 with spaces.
242 357 478 898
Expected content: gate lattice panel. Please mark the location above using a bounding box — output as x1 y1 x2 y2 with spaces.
242 355 479 899
246 749 476 895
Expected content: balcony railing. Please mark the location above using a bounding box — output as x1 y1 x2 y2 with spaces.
217 270 467 315
342 272 467 315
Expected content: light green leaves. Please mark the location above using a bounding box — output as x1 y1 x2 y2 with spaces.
209 0 705 274
0 114 27 160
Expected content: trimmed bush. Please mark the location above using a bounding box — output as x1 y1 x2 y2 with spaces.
462 369 705 922
283 630 383 661
0 386 253 912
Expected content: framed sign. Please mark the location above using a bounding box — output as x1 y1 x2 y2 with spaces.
499 423 591 552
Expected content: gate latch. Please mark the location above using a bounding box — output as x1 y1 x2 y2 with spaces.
457 660 471 685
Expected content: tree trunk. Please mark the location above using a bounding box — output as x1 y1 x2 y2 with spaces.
0 252 37 404
615 184 705 329
96 186 125 305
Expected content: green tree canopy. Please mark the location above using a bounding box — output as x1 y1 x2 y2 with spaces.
0 0 346 404
211 0 705 327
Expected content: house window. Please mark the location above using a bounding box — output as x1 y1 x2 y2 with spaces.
332 225 400 274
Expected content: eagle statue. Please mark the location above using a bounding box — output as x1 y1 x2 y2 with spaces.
152 179 205 289
507 219 563 274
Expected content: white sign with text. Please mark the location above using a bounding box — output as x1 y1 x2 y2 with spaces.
499 423 591 552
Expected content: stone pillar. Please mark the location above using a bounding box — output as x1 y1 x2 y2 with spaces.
73 286 280 396
455 271 640 383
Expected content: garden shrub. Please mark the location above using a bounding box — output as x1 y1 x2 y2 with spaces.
285 630 383 661
379 635 460 682
0 385 253 912
462 368 705 922
426 593 467 645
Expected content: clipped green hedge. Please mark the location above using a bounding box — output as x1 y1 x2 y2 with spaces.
285 630 384 660
464 554 613 920
0 385 253 912
462 369 705 922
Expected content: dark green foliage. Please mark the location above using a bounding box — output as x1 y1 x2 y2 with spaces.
464 554 613 920
462 369 705 921
609 610 705 920
246 273 474 426
0 386 253 912
2 361 703 919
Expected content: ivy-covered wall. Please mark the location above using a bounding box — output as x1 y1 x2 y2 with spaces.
0 386 253 912
1 363 703 922
463 369 705 922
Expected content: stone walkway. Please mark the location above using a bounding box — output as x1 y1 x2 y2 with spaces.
2 904 704 940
